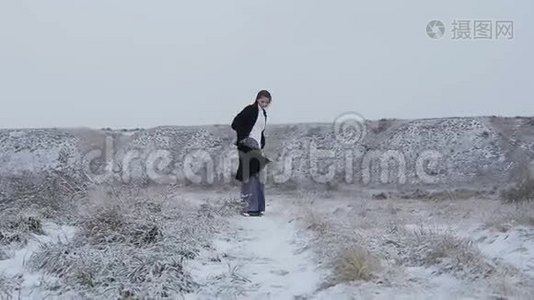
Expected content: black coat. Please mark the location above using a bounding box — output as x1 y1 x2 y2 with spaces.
231 103 266 149
231 103 269 182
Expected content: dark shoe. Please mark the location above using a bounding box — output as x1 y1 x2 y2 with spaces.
241 211 261 217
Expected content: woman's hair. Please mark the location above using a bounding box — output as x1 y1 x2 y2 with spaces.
253 90 272 104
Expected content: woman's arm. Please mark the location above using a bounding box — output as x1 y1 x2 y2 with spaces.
231 107 246 131
231 105 254 131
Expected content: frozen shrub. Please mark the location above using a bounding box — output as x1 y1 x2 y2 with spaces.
501 180 534 204
200 196 244 217
331 245 381 283
501 162 534 204
484 201 534 231
202 263 251 298
0 169 88 221
0 215 44 248
27 186 221 298
0 273 22 300
403 227 495 279
302 209 330 234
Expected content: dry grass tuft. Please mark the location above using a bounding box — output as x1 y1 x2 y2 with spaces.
0 273 22 300
302 208 330 234
501 180 534 204
484 201 534 231
297 198 384 285
423 234 479 266
501 163 534 204
209 196 246 217
506 202 534 226
1 169 89 256
331 245 381 283
403 227 495 280
0 170 88 220
0 215 45 248
203 263 251 298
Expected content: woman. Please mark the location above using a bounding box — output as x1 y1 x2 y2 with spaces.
231 90 272 217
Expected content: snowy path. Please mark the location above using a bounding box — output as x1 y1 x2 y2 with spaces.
187 201 323 300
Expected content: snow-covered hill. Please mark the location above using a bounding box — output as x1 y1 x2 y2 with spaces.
1 116 533 194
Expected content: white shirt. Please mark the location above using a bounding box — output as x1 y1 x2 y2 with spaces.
248 104 266 147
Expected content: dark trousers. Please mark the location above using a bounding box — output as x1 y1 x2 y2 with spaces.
238 137 265 212
241 173 265 212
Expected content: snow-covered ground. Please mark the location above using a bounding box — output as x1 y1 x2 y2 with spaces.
182 189 534 299
186 199 323 300
2 188 534 299
285 191 534 299
0 222 76 299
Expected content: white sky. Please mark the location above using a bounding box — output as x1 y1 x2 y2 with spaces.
0 0 533 129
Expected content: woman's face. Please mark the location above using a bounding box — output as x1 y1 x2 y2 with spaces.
257 96 271 108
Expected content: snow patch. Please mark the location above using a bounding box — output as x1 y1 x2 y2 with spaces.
186 201 323 300
0 222 76 299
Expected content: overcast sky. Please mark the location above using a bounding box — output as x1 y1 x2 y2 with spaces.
0 0 533 129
